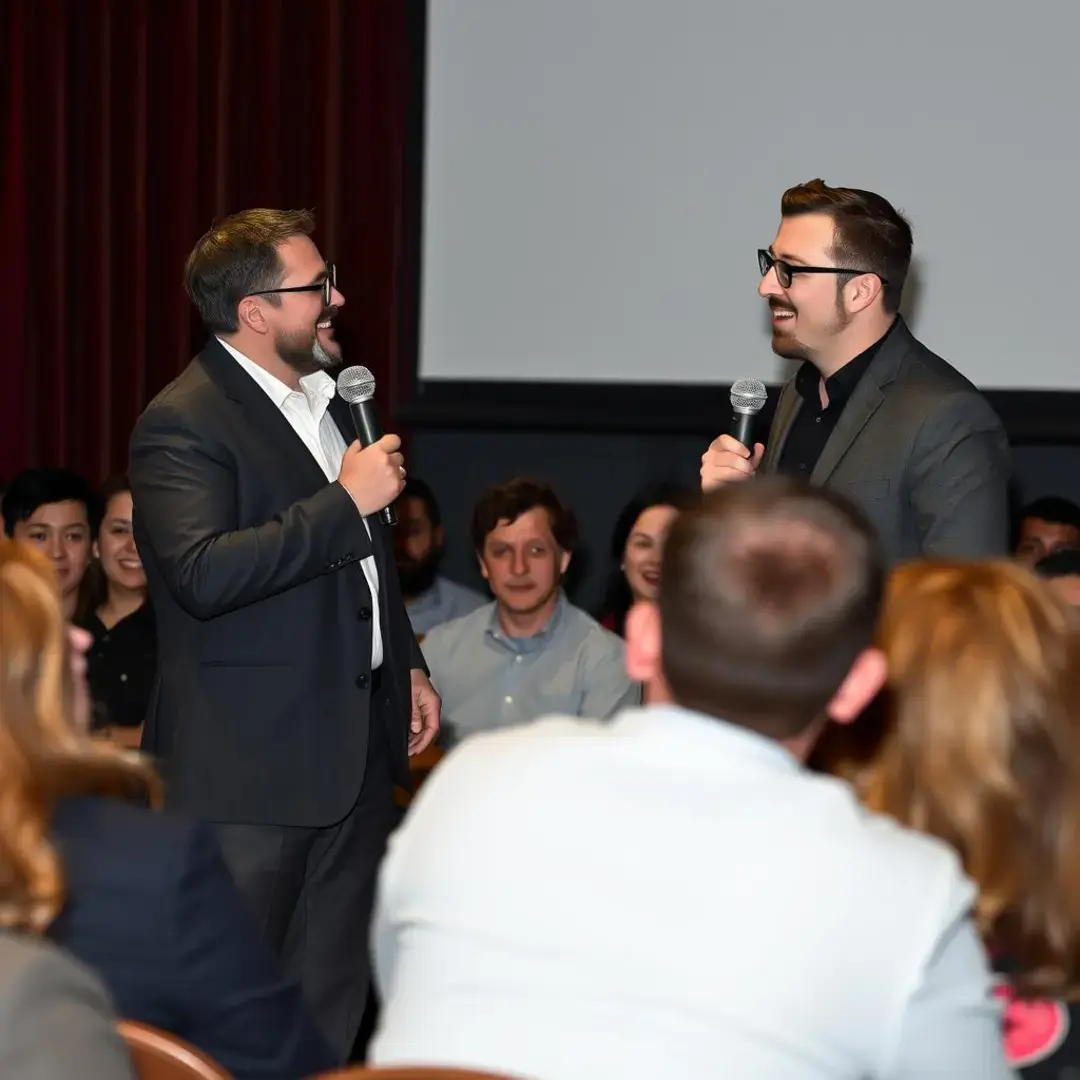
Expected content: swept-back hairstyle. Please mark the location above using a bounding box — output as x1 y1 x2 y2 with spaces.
781 178 912 312
0 540 161 932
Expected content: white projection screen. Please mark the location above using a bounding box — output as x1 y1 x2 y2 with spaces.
417 0 1080 394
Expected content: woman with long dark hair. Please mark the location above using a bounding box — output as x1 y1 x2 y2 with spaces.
76 475 155 747
597 482 695 636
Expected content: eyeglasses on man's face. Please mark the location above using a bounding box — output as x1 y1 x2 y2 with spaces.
249 262 337 307
757 249 888 290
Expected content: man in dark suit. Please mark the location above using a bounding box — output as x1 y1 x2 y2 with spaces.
129 208 440 1059
700 179 1011 562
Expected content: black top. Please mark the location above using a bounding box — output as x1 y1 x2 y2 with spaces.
80 602 157 730
777 320 897 478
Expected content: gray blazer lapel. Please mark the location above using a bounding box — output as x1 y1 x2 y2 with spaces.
809 316 915 485
809 376 886 485
761 380 801 473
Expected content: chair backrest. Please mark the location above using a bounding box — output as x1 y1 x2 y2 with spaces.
308 1067 516 1079
117 1020 231 1080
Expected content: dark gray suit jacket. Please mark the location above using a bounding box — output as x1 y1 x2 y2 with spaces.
760 318 1011 562
129 339 424 828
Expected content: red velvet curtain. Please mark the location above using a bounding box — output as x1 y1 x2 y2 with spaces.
1 0 411 480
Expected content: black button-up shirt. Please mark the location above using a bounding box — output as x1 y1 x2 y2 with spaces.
777 321 896 478
80 602 157 730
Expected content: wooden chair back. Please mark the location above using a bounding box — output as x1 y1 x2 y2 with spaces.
117 1020 231 1080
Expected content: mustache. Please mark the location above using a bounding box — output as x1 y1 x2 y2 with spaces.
769 299 796 314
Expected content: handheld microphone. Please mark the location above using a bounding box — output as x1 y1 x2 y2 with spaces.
729 377 768 448
336 365 398 527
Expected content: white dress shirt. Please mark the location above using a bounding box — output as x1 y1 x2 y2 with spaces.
371 704 1013 1080
218 338 383 667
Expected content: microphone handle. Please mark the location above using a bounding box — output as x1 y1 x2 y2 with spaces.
347 400 397 526
731 409 756 450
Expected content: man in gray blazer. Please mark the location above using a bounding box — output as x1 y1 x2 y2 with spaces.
0 932 135 1079
701 179 1010 562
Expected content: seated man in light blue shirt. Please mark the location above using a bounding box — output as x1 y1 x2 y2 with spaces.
373 477 1013 1080
395 477 486 638
421 478 638 747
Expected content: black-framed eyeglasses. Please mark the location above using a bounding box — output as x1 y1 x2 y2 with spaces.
249 262 337 306
758 249 887 289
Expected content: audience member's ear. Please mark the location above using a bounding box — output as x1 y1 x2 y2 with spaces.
558 548 571 577
624 600 662 683
826 647 887 725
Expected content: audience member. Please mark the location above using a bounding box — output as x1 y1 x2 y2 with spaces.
597 481 695 635
1015 496 1080 566
848 561 1080 1077
372 478 1010 1080
2 467 98 620
421 478 637 747
0 931 135 1080
1033 548 1080 607
395 477 486 638
77 475 156 747
0 539 335 1080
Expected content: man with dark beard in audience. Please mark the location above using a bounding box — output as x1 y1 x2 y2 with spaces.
395 478 485 639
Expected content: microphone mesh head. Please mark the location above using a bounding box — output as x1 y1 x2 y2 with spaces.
730 377 768 415
336 365 376 404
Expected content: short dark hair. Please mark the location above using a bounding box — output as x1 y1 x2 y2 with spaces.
598 481 698 633
1022 497 1080 533
401 477 441 530
1035 549 1080 580
185 208 316 334
660 477 884 740
781 179 912 314
471 478 578 554
1 469 100 538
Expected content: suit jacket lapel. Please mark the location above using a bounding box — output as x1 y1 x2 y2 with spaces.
762 380 802 473
809 317 913 486
198 339 328 494
809 376 885 485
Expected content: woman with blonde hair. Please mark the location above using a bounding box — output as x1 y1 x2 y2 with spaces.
0 539 335 1079
827 560 1080 1076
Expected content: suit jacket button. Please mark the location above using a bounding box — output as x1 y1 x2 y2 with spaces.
355 673 369 690
358 606 372 621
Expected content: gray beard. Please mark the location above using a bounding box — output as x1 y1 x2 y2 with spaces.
312 338 337 370
278 333 339 377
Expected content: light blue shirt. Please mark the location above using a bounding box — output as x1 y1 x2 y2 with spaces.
420 593 639 747
406 575 487 638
